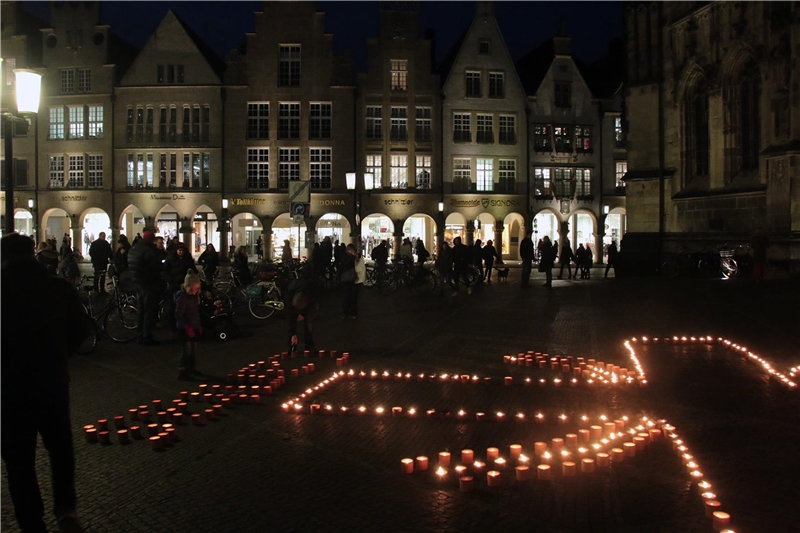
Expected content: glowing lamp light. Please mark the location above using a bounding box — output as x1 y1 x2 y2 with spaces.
15 69 43 114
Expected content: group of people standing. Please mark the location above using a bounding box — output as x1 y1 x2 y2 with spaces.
434 237 500 295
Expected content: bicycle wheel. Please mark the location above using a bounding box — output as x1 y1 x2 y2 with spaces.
377 273 398 295
464 267 479 286
413 269 437 294
204 286 233 311
248 285 283 319
104 303 139 342
363 267 376 288
77 324 98 355
720 257 738 279
661 259 679 278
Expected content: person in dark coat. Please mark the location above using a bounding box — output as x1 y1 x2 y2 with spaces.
540 236 556 287
435 241 454 296
471 239 484 284
175 271 203 380
233 246 252 286
414 239 430 265
482 240 499 283
127 231 165 345
574 244 586 280
558 241 575 280
164 242 197 331
605 241 619 278
520 230 534 287
197 244 219 283
451 236 469 294
583 245 594 279
88 232 113 293
36 241 60 275
1 233 89 533
370 240 389 279
286 270 322 354
112 234 132 276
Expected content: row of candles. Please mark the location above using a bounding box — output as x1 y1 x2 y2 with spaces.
401 417 735 532
631 335 796 390
503 351 647 386
84 349 349 450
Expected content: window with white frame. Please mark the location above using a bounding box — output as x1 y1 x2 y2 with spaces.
465 71 481 97
278 103 300 140
147 153 155 188
365 155 382 188
489 72 504 98
68 107 84 139
390 155 408 188
88 106 103 138
534 168 552 195
499 115 516 143
575 127 592 152
202 106 210 142
534 125 551 151
615 161 627 188
453 113 471 142
279 45 301 87
476 114 493 143
87 154 103 188
575 168 592 196
247 148 270 190
50 155 65 188
309 103 332 140
415 107 432 142
309 148 332 189
478 40 490 55
202 153 209 188
366 106 382 140
49 108 65 140
159 154 168 187
554 126 572 153
390 59 407 91
614 117 624 146
127 154 134 187
68 155 84 187
60 69 74 93
278 148 300 189
390 106 408 141
415 155 431 189
499 159 515 190
454 158 471 190
169 154 177 187
138 107 146 142
554 167 572 198
183 153 190 187
78 68 91 92
476 159 493 191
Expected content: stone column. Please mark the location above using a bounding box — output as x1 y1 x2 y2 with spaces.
466 220 475 246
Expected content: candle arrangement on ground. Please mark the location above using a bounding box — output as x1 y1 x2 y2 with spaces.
83 349 348 450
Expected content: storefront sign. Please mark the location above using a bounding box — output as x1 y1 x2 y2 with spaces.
319 199 345 206
383 199 414 206
61 195 88 202
230 198 266 206
450 198 521 208
150 194 187 201
274 199 346 207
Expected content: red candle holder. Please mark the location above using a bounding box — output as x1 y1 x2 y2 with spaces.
191 413 201 425
97 431 110 445
129 425 142 439
149 435 162 450
97 419 108 431
147 423 159 436
117 429 130 444
128 408 139 421
205 408 215 421
84 427 98 443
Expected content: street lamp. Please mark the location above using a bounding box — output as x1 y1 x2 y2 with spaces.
3 68 42 235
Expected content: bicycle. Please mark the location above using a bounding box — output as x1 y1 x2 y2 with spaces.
698 248 739 279
217 267 285 319
76 276 138 353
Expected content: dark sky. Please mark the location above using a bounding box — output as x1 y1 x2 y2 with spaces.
23 1 623 68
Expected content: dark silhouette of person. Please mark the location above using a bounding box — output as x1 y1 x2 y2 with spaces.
519 230 534 287
1 233 89 533
88 232 113 293
539 235 556 287
286 269 322 354
451 236 469 294
197 244 219 283
605 241 618 278
482 239 498 283
128 231 165 346
558 241 575 280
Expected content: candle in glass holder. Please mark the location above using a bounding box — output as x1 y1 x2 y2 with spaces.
84 426 98 443
117 429 130 444
705 500 721 518
581 458 595 473
486 447 499 461
596 453 610 468
623 442 636 457
486 470 502 487
534 442 547 455
565 434 578 448
435 466 448 482
712 511 730 530
459 476 474 492
401 458 414 474
149 435 162 450
610 448 624 463
578 429 590 443
551 438 564 450
461 449 474 465
472 461 486 475
537 464 552 480
515 465 530 481
494 457 507 471
562 461 576 477
590 425 603 440
416 456 429 471
439 451 451 467
509 444 522 460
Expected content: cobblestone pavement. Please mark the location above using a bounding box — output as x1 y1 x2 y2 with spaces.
2 268 798 533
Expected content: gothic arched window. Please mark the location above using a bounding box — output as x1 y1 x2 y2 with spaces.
739 65 760 171
685 79 709 180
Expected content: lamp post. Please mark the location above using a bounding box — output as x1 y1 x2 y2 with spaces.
27 197 36 241
219 198 230 259
346 172 374 255
3 69 42 235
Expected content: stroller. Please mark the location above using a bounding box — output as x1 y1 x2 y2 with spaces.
199 282 236 341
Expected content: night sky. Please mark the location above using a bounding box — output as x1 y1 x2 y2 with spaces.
22 1 623 68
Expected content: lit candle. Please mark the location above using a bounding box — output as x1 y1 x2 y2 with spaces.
561 461 576 477
623 442 636 457
712 511 731 530
633 436 647 450
590 425 603 440
459 476 474 492
604 422 616 435
436 466 448 483
581 458 595 473
705 500 721 518
565 434 578 447
84 427 98 443
454 465 468 477
551 438 564 451
610 448 624 463
401 458 414 474
515 465 530 481
494 457 507 471
486 447 499 461
461 449 474 465
534 442 547 455
149 435 162 450
596 453 610 468
504 376 513 386
578 429 591 443
701 492 717 501
415 456 429 471
472 461 486 475
509 444 522 460
439 451 451 467
486 470 502 487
